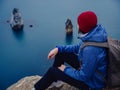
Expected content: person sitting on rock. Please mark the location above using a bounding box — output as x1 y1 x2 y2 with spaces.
34 11 108 90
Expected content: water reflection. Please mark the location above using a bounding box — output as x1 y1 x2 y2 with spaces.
12 29 24 41
65 32 73 45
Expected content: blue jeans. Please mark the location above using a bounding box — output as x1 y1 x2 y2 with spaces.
34 53 89 90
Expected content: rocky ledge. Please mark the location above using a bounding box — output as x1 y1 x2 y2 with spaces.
7 75 77 90
7 75 120 90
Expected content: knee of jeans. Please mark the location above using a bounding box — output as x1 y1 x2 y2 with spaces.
55 53 61 57
55 53 65 60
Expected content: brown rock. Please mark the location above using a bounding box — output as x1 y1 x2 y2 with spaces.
7 75 77 90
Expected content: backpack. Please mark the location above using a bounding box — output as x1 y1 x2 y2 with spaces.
82 37 120 88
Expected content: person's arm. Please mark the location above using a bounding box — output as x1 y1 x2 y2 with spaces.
48 48 58 60
57 43 81 54
62 46 99 82
48 42 82 60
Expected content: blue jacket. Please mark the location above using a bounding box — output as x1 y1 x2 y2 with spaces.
57 24 107 89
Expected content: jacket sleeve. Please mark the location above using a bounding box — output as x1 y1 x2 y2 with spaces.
57 43 81 54
64 46 99 82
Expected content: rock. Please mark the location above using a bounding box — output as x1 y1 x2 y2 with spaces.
29 25 33 28
7 75 77 90
7 75 120 90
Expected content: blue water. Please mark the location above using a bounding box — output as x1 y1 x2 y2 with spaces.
0 0 120 90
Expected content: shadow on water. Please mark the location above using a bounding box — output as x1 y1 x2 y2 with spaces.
12 29 24 41
65 32 73 45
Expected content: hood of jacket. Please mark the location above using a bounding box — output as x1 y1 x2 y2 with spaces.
80 24 107 42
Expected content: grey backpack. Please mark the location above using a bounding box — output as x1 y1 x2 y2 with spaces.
82 37 120 88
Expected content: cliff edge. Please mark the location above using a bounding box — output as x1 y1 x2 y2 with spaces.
7 75 77 90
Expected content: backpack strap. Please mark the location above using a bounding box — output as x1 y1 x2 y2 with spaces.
81 41 108 49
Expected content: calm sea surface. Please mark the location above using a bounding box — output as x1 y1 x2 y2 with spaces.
0 0 120 90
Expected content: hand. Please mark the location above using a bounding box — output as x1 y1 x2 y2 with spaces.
48 48 58 60
58 65 66 71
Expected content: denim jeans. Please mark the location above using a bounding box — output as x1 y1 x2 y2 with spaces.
34 53 89 90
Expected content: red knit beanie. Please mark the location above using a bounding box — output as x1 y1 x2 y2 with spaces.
77 11 97 34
